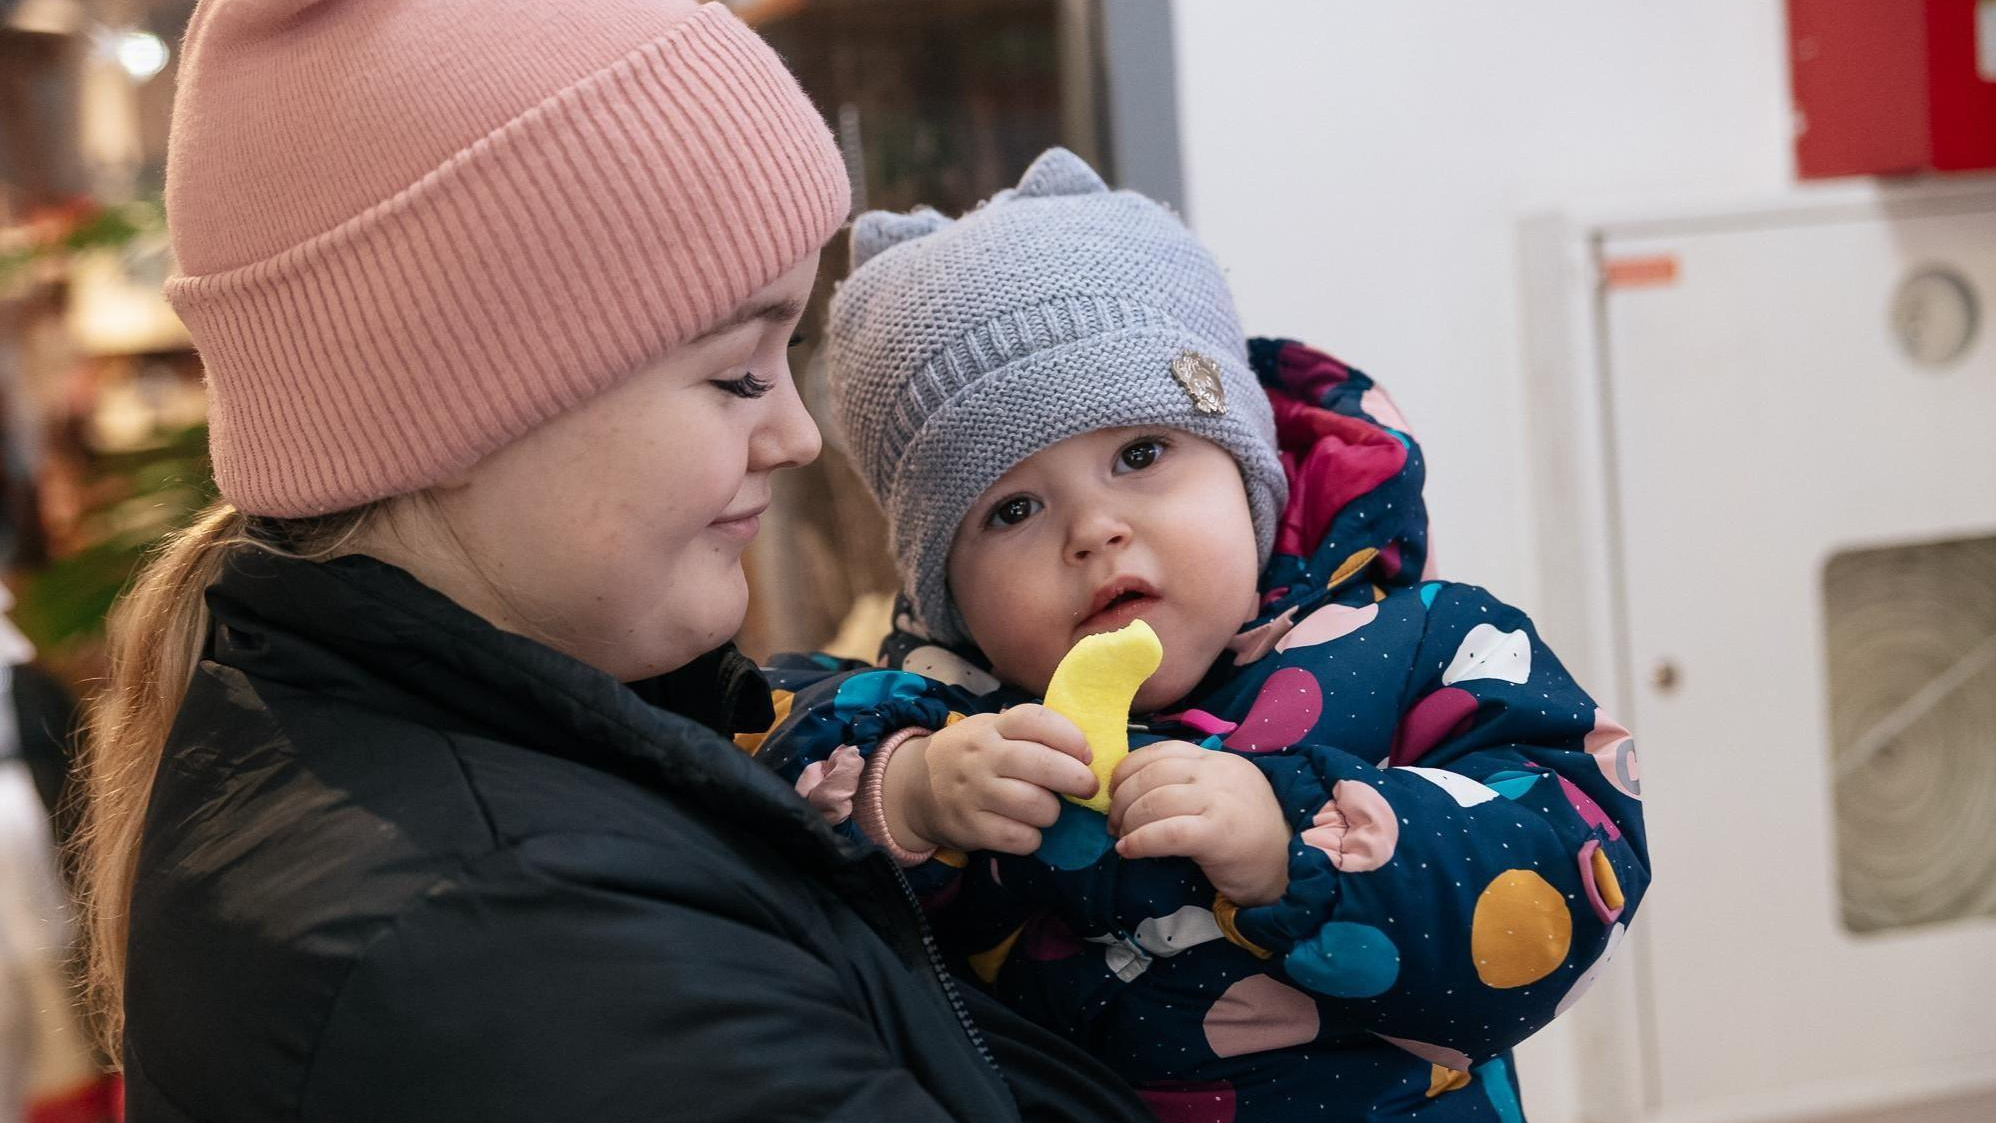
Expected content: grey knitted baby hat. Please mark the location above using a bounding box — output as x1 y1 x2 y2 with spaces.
828 147 1288 645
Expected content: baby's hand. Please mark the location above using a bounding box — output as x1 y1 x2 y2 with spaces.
1108 742 1292 906
887 706 1099 856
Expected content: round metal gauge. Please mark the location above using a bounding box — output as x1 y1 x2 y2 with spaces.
1891 266 1979 369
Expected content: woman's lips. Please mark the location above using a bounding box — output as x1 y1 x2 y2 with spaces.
708 508 765 541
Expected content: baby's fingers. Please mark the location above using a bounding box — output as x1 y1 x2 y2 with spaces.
970 811 1043 856
982 778 1064 830
1107 749 1207 832
995 740 1100 800
1108 740 1207 792
1114 782 1207 838
997 704 1091 763
1114 814 1215 861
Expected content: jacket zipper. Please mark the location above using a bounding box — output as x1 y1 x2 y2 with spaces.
886 860 1002 1076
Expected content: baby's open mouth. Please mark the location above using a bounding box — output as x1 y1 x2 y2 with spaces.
1080 580 1162 631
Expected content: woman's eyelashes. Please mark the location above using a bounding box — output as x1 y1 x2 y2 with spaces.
984 494 1043 529
713 328 804 397
713 371 775 399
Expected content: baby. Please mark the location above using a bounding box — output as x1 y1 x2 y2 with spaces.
753 148 1648 1121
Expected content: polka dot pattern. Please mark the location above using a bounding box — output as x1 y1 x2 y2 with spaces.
1227 606 1299 666
1388 687 1479 766
1471 870 1573 988
968 926 1025 984
1034 799 1114 870
830 670 929 718
1204 974 1321 1058
1021 913 1086 962
1223 667 1321 753
1134 905 1227 958
1555 772 1622 840
900 645 1001 694
1483 769 1544 801
1138 1082 1237 1123
749 405 1652 1120
1325 548 1379 591
1426 1064 1472 1098
1376 1033 1472 1072
1555 921 1626 1016
1442 623 1532 686
1285 922 1400 998
1475 1056 1525 1123
1274 602 1380 654
1399 766 1500 807
1585 711 1642 799
1161 709 1238 737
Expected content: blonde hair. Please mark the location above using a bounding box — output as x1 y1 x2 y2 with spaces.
76 499 378 1057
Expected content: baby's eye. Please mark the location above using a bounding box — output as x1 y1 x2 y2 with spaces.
986 495 1042 528
1115 437 1167 473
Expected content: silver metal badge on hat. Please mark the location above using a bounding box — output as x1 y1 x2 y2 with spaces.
1171 352 1227 415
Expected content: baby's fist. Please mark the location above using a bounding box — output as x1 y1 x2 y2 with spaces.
1108 742 1292 906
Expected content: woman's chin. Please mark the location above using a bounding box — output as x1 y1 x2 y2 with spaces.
689 577 751 650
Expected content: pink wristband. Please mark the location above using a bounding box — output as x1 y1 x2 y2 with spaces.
857 727 937 867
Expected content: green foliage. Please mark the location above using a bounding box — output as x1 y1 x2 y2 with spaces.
0 199 164 290
13 423 214 654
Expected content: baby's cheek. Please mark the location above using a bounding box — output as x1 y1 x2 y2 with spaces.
962 609 1061 697
1136 642 1222 713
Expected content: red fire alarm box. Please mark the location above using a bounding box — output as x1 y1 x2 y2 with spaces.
1788 0 1996 177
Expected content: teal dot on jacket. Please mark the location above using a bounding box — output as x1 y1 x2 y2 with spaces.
1036 800 1114 870
1285 922 1401 999
832 671 932 721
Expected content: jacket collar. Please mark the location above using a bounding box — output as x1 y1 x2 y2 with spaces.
202 549 849 857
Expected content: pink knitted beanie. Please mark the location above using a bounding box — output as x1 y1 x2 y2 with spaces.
163 0 851 516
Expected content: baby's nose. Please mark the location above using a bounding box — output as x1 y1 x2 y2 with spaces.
1068 518 1131 562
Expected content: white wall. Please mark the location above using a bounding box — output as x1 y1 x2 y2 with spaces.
1169 4 1796 1119
1170 0 1794 608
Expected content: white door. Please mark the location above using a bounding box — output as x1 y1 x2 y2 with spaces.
1596 192 1996 1120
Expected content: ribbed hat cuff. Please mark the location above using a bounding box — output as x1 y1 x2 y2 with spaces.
167 4 850 517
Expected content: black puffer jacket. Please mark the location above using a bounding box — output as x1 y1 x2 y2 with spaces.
123 551 1150 1122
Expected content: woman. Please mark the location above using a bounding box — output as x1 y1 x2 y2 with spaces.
78 1 1151 1119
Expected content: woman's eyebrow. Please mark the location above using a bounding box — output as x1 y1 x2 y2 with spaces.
691 297 807 343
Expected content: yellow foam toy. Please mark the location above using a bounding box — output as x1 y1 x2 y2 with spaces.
1043 619 1163 813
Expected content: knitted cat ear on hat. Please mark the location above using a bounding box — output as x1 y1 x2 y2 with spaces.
849 148 1106 270
850 206 953 268
1010 146 1108 198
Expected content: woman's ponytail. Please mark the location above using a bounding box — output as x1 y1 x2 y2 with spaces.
75 500 245 1055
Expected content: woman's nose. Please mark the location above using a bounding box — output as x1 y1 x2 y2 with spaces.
753 372 823 471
